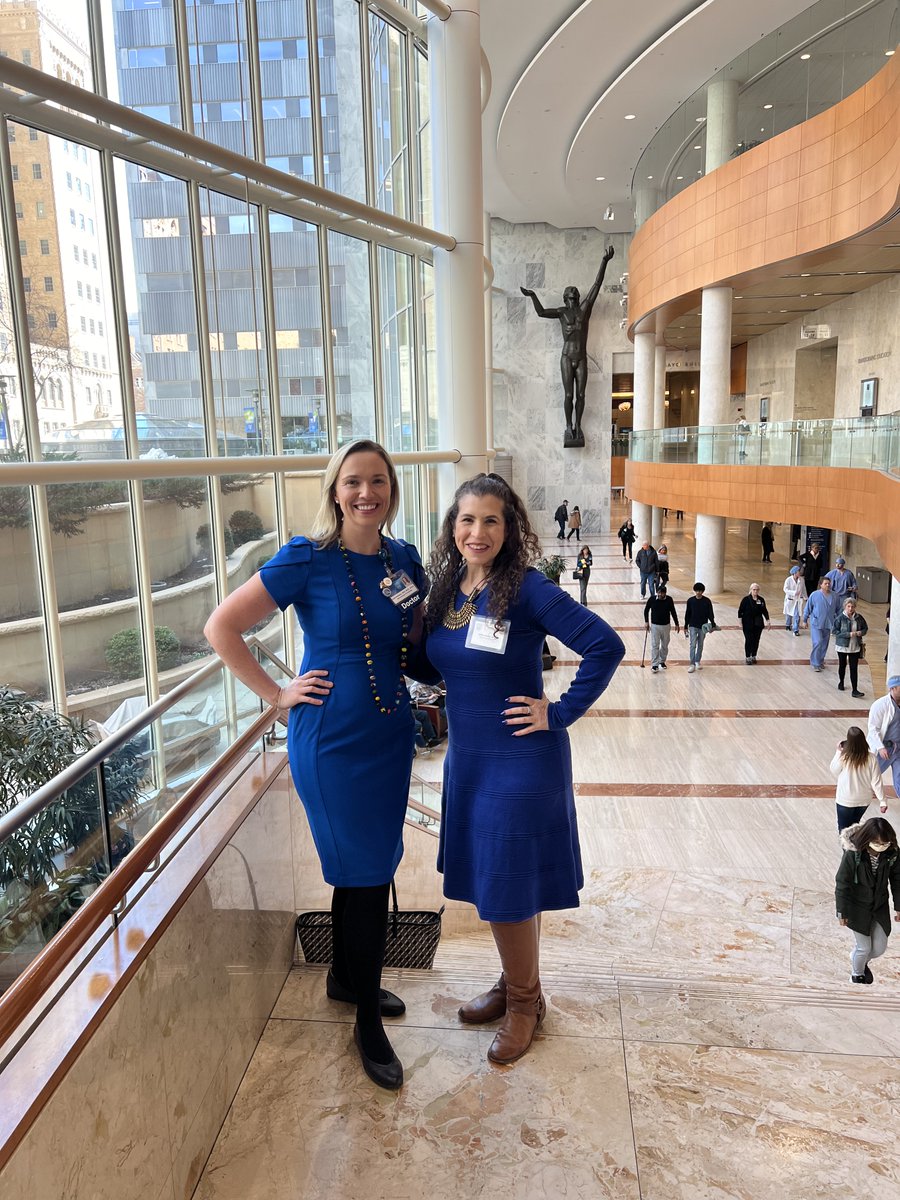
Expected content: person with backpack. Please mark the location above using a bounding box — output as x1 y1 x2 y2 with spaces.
617 518 636 561
554 500 569 540
835 817 900 984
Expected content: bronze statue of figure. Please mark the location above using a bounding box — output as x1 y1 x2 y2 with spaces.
520 246 614 447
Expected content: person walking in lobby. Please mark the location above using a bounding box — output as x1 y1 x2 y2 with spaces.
644 584 680 673
835 817 900 985
635 540 659 599
830 726 886 833
761 522 774 563
833 597 868 697
575 544 592 605
204 439 435 1092
737 583 770 664
566 505 582 541
684 581 716 673
825 556 858 603
425 472 624 1065
617 517 636 561
554 499 569 540
868 676 900 803
800 541 825 595
803 576 840 672
782 564 806 635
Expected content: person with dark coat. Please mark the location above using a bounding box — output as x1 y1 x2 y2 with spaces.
684 581 716 673
635 541 659 599
800 542 825 593
575 545 592 605
644 585 680 672
761 523 774 562
835 817 900 984
832 597 868 697
617 518 636 560
554 500 569 540
737 583 770 664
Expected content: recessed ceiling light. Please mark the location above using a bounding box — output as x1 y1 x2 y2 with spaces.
763 104 773 110
647 175 653 179
694 144 701 150
760 127 765 132
624 114 636 120
886 50 895 56
800 294 808 298
695 117 704 123
595 176 605 181
800 53 811 60
780 309 787 313
735 295 743 299
676 175 683 180
800 273 810 277
697 169 702 174
814 292 822 296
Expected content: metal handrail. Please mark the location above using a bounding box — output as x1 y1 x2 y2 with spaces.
0 637 294 845
0 657 225 844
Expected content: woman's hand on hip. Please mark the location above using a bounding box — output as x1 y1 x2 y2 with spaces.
277 669 333 709
503 694 550 736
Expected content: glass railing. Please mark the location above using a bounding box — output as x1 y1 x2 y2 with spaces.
630 414 900 472
0 641 292 995
406 775 441 836
633 0 900 206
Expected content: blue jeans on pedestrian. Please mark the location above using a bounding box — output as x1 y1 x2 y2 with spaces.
640 571 656 598
785 609 800 632
809 625 830 669
688 625 707 665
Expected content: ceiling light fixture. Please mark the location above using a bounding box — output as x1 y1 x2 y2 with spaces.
763 104 773 110
617 400 632 411
694 144 702 150
887 50 895 56
595 176 605 181
603 205 614 221
801 53 811 60
695 117 704 123
624 114 636 120
676 175 684 180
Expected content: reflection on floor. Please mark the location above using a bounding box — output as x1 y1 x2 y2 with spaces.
194 509 900 1200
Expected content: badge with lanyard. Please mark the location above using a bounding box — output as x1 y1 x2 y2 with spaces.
379 541 422 611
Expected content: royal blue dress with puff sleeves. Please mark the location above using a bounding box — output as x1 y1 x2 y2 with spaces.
427 568 624 921
259 535 433 887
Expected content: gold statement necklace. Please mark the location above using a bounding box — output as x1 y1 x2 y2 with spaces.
443 576 489 630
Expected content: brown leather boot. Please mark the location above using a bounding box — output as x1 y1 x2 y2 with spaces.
486 917 545 1065
458 975 506 1023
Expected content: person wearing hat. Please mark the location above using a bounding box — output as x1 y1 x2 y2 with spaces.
825 557 858 603
782 564 807 635
868 678 900 802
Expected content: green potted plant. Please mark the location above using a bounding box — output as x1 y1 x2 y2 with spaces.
535 553 566 585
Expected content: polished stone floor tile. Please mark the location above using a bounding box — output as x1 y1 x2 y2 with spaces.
626 1040 900 1199
194 1021 639 1200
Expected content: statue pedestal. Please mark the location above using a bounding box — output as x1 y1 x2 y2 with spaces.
563 428 585 448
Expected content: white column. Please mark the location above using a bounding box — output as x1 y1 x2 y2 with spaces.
631 329 654 542
634 184 660 229
705 78 739 174
484 210 493 453
429 2 487 492
888 575 900 681
651 342 667 544
695 285 733 592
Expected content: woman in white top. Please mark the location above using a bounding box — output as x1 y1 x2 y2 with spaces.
830 725 886 832
782 565 806 635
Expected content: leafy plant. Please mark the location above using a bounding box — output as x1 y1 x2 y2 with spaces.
228 509 264 546
536 554 566 584
0 688 146 957
105 626 181 679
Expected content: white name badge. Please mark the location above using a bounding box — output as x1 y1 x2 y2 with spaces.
380 569 421 610
465 615 510 654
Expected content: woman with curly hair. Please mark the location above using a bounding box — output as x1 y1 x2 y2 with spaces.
426 473 624 1065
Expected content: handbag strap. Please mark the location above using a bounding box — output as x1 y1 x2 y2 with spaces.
391 878 399 914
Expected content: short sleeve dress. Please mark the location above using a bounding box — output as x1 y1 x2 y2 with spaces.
426 568 625 921
259 535 433 888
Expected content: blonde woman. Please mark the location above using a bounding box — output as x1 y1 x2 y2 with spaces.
205 440 436 1091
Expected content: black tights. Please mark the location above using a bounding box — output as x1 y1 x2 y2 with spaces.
331 883 393 1063
838 652 860 690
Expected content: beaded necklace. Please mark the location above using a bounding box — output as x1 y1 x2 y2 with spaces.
443 576 489 630
338 536 409 715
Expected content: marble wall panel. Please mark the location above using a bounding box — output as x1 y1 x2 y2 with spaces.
490 220 632 540
0 778 297 1200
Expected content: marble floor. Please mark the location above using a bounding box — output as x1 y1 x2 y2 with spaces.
193 509 900 1200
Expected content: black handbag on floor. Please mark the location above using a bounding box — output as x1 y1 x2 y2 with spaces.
296 881 444 970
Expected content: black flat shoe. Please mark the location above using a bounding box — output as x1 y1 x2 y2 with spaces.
326 969 406 1017
353 1024 403 1090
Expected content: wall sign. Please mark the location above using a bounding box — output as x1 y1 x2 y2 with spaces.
860 377 878 418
